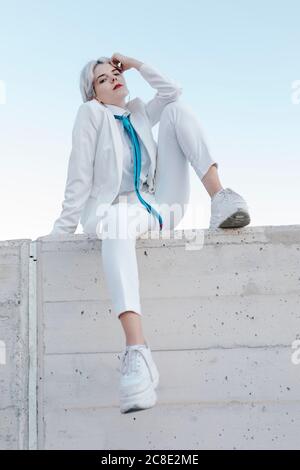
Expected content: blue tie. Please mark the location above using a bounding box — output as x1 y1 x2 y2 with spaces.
114 114 163 231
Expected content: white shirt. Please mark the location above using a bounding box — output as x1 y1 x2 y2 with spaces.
105 103 151 195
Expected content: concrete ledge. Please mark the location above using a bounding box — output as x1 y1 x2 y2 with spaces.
1 225 300 449
35 224 300 449
36 223 300 246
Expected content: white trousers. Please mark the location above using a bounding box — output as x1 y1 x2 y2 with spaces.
98 100 218 319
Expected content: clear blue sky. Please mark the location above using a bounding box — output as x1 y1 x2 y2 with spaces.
0 0 299 240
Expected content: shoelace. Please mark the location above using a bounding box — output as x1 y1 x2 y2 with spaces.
117 348 154 380
212 187 234 202
210 188 234 225
121 349 140 375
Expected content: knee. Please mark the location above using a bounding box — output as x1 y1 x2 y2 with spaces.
160 99 194 124
161 99 185 115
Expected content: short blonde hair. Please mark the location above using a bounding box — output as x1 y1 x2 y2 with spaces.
79 56 111 103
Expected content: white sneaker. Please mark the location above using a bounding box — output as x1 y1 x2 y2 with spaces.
209 187 251 230
118 342 159 414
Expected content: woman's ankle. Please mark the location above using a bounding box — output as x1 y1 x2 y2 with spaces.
126 339 147 347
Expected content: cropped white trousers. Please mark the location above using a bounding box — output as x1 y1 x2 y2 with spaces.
97 100 218 319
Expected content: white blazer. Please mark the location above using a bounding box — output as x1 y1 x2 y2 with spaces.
50 62 183 235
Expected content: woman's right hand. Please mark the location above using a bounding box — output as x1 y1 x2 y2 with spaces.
109 52 141 72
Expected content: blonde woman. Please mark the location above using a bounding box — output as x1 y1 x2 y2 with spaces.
50 52 250 413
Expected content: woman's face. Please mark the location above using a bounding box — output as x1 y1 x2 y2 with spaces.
92 62 129 107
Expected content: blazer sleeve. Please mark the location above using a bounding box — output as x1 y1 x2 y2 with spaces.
50 103 98 235
138 62 183 127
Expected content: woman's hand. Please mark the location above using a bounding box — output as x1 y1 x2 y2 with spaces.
109 52 143 72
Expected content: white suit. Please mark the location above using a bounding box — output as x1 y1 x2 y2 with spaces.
50 62 183 235
50 62 219 319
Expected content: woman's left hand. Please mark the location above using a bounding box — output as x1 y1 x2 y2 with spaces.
109 52 139 72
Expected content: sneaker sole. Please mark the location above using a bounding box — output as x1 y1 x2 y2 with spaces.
120 382 157 414
218 210 250 228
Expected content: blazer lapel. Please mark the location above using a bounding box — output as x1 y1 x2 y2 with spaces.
105 110 124 183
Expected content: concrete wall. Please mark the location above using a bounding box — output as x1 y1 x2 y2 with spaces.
35 225 300 450
1 225 300 449
0 239 31 450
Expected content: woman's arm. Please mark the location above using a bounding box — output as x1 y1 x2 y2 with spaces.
50 104 98 235
130 59 143 71
110 53 182 127
137 61 183 127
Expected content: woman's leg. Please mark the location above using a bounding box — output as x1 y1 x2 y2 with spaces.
101 99 220 344
154 100 221 217
201 164 223 197
99 193 157 346
154 100 251 231
118 311 146 346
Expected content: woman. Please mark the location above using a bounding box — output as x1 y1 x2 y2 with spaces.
50 52 250 413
